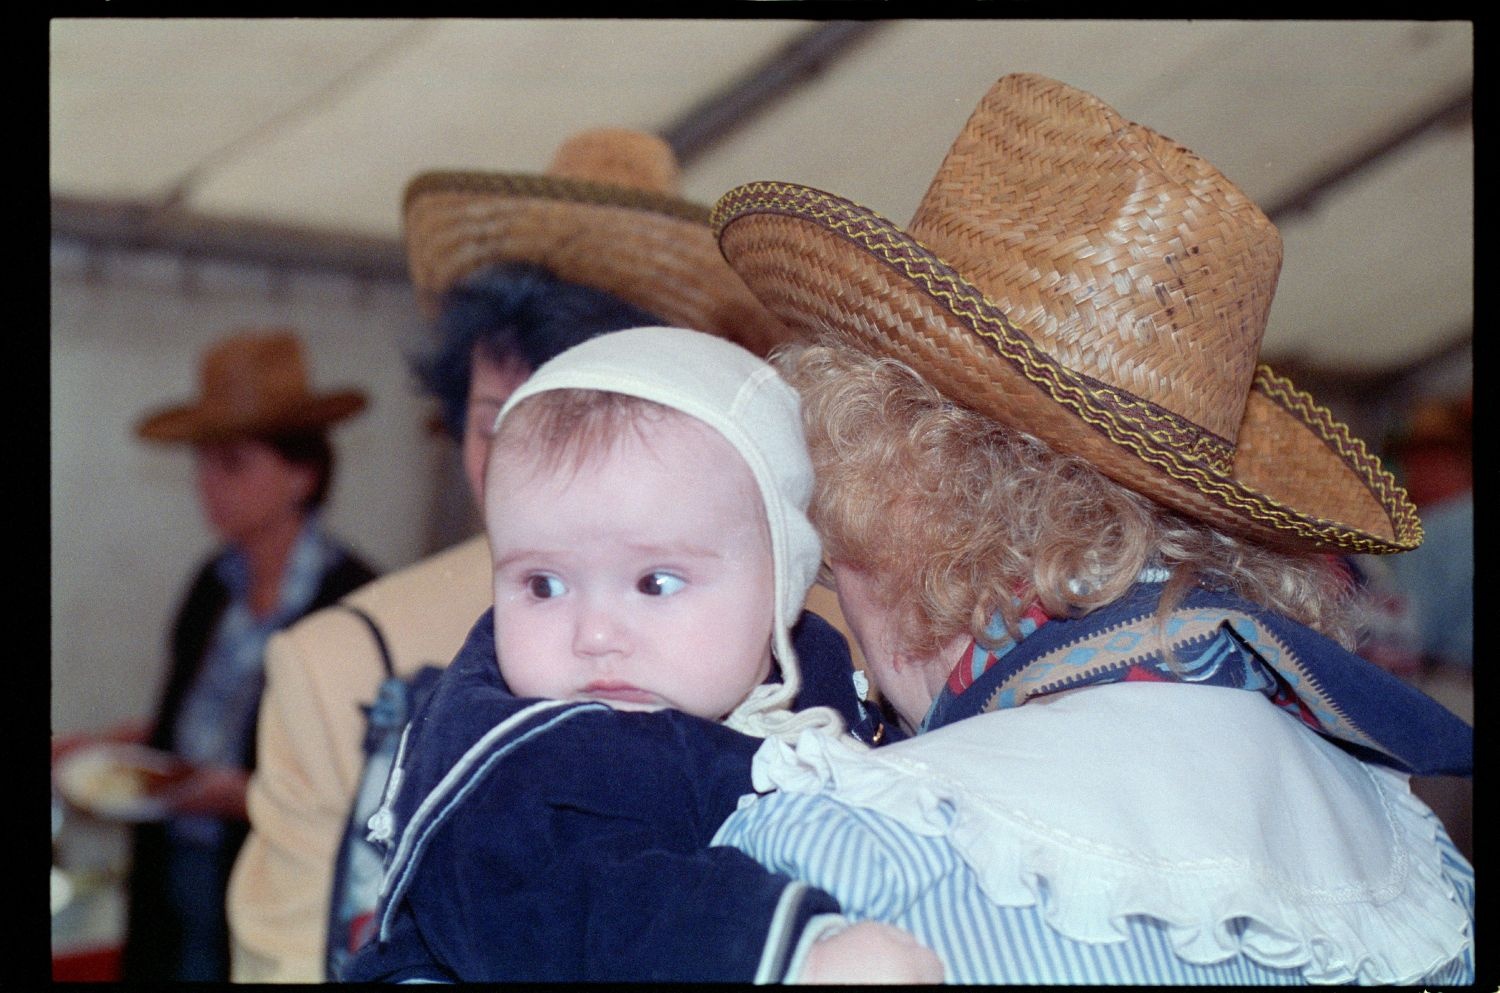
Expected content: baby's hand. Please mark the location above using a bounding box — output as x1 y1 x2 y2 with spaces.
796 920 945 984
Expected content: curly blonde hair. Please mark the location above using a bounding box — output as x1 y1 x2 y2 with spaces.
775 339 1362 661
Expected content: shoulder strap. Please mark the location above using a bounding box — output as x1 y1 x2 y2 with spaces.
337 603 395 680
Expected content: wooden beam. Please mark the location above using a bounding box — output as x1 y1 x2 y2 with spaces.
659 21 887 166
1265 87 1471 222
50 195 408 283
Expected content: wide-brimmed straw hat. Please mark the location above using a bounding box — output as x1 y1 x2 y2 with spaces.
714 73 1420 555
403 128 787 357
135 329 367 443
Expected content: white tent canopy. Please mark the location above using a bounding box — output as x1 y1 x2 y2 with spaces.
51 17 1473 374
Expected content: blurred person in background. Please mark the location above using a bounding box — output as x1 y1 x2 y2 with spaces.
1383 392 1472 673
1350 390 1473 861
123 328 376 981
227 128 865 982
1343 393 1472 710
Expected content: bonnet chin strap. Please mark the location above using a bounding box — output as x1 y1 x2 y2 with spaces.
723 638 848 744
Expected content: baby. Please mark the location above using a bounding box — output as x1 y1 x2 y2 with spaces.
342 327 940 983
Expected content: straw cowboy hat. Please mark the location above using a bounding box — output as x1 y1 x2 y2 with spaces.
714 73 1420 555
135 329 367 443
403 127 787 357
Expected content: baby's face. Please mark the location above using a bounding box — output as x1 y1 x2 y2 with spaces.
487 410 775 721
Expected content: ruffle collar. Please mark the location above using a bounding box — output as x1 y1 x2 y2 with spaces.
748 683 1470 984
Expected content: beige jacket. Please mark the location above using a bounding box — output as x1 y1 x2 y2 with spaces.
227 535 493 983
225 532 863 982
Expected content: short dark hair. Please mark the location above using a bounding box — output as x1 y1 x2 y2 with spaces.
413 261 664 442
262 430 335 511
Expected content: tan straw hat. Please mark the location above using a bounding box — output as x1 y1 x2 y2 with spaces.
135 329 367 443
715 73 1420 555
403 128 787 356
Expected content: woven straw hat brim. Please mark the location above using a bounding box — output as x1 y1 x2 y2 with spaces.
135 390 367 444
404 171 788 358
715 182 1420 555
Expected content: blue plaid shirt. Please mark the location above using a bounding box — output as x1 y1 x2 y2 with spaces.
169 516 343 846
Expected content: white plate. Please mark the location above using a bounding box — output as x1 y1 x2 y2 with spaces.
54 743 189 823
51 867 75 916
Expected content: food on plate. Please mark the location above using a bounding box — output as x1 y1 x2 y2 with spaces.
56 745 191 820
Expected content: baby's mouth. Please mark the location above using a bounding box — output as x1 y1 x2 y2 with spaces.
581 681 661 705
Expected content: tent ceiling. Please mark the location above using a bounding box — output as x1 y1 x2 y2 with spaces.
50 18 1473 374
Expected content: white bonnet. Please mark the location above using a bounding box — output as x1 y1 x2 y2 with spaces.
494 326 828 735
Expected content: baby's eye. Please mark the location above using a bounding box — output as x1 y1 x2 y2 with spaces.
637 572 686 597
527 574 567 599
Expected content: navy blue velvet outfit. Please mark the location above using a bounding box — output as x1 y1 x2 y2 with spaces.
343 608 869 983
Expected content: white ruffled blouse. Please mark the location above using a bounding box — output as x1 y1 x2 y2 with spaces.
717 682 1473 984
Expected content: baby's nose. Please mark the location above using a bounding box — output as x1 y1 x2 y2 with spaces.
573 598 630 657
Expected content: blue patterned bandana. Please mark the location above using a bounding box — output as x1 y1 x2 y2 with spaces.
923 581 1472 777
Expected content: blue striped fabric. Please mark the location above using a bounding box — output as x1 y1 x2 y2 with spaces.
1429 830 1476 983
717 791 1475 985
